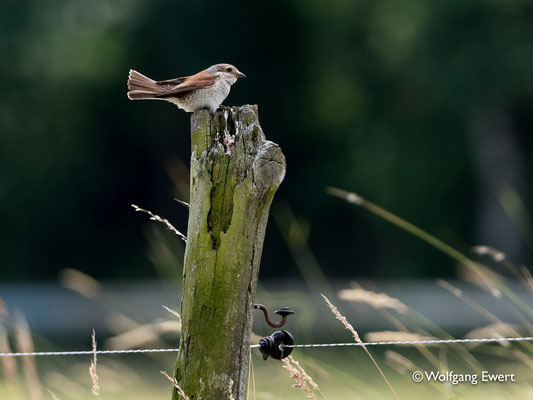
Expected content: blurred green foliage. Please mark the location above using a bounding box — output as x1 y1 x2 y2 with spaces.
1 0 532 280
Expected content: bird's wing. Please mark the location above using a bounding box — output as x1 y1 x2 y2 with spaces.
155 71 216 98
155 77 187 89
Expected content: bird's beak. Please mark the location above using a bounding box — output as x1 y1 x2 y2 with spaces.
236 72 246 79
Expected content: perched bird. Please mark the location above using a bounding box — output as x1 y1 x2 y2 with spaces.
127 63 246 113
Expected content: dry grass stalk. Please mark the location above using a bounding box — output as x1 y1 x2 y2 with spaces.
15 313 43 400
338 287 407 314
250 331 263 345
384 351 415 374
281 356 319 399
0 298 8 319
465 323 520 348
326 187 364 205
472 245 533 287
228 378 235 400
162 305 182 323
59 269 101 298
249 351 256 400
379 309 445 371
132 204 187 242
438 280 533 364
105 311 139 333
366 331 437 345
161 370 190 400
327 187 533 320
0 325 17 384
174 198 190 208
46 371 92 396
321 294 399 400
520 265 533 292
321 295 362 343
197 384 205 399
105 320 181 350
437 280 515 333
289 356 320 391
384 351 456 398
46 388 61 400
346 284 447 371
90 330 100 398
436 280 462 297
472 245 506 262
457 263 502 298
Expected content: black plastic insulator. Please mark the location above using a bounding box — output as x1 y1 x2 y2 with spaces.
258 330 294 360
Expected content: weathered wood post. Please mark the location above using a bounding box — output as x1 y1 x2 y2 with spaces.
173 105 286 399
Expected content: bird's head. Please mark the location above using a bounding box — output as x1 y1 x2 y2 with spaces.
211 63 246 84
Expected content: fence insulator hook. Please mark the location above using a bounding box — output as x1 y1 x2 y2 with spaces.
254 304 295 328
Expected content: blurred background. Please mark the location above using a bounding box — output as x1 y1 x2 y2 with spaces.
1 1 533 398
1 0 533 282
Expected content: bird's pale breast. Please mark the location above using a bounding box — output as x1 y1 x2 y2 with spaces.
171 77 231 113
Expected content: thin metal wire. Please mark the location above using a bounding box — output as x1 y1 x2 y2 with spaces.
279 336 533 348
0 348 181 358
1 336 532 357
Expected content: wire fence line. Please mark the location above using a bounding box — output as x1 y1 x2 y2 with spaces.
278 336 533 348
1 336 533 358
0 348 181 357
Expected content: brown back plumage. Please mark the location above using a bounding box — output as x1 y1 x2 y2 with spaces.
127 69 217 100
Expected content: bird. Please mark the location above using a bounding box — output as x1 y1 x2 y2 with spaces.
127 63 246 113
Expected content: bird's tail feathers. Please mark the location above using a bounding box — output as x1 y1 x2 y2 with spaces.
127 69 164 100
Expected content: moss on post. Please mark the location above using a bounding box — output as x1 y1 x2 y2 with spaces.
173 105 286 399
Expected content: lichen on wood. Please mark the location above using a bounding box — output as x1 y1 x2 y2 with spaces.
173 105 286 399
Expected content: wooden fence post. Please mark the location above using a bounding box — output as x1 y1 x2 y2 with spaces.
173 105 286 399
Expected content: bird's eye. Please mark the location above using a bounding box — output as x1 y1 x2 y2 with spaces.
226 67 232 72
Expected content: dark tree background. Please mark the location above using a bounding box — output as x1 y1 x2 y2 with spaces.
1 0 532 281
